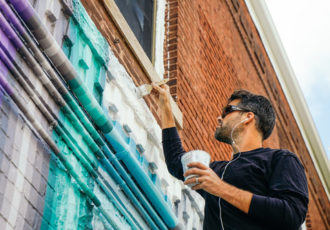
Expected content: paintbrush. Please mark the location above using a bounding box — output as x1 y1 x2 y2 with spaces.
136 78 169 98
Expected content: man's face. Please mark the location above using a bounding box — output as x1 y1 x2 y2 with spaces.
214 99 243 144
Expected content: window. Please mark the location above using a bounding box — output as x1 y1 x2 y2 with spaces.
115 0 156 61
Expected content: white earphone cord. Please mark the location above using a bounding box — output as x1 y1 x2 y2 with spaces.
219 119 245 230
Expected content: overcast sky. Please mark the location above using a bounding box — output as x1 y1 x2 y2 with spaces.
265 0 330 160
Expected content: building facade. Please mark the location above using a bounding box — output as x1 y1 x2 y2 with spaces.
0 0 328 230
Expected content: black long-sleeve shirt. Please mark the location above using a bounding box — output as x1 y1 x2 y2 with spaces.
162 127 309 230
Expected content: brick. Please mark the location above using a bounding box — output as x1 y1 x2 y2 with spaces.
0 215 6 230
0 196 12 220
24 202 36 227
18 197 29 217
38 176 48 197
31 170 42 192
0 152 10 174
40 159 50 181
14 213 25 230
4 180 15 202
7 205 18 227
0 193 3 208
22 221 32 230
34 152 50 178
78 0 330 228
3 137 14 160
23 180 31 202
0 130 7 150
26 185 40 212
0 101 9 118
23 162 34 185
0 172 6 195
44 186 55 205
26 142 37 165
30 212 42 230
10 147 21 169
42 203 54 224
7 162 17 184
35 192 45 216
5 112 18 141
15 171 25 193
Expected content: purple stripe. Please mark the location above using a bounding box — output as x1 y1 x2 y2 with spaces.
8 0 34 21
0 59 6 105
0 0 25 34
0 87 3 105
0 13 23 49
0 44 14 97
0 29 17 59
0 48 15 71
0 57 8 76
0 67 14 96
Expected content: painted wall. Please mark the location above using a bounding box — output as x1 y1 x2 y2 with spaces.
0 0 204 229
80 0 329 229
163 0 329 229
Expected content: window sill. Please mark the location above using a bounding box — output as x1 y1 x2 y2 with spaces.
102 0 183 129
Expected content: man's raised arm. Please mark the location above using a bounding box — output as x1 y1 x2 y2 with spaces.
151 83 175 129
152 83 185 181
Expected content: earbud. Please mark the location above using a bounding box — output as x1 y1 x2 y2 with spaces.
221 117 247 230
241 118 248 123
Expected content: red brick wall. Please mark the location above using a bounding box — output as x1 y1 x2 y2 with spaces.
82 0 329 229
164 0 329 229
169 0 283 160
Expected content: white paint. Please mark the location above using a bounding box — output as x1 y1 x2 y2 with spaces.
92 185 131 229
6 123 32 230
153 0 166 78
93 167 149 229
104 43 204 228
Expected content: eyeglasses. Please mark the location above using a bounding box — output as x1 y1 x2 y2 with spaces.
221 105 250 118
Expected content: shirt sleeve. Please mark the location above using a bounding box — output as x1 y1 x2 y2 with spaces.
162 127 208 198
162 127 186 181
248 152 309 230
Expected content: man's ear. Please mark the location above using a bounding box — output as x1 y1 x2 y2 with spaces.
245 112 255 123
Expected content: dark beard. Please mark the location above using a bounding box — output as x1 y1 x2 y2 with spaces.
214 126 232 144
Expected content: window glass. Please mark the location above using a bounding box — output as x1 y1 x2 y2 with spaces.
115 0 155 60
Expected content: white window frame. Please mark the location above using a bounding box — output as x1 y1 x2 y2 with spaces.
102 0 183 128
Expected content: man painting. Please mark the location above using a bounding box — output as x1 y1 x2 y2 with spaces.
152 85 308 230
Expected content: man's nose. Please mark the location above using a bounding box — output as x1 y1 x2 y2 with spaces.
217 116 223 123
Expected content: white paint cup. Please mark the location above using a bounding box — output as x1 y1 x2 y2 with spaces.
181 150 211 187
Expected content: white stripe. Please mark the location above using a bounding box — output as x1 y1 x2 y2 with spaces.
6 114 32 229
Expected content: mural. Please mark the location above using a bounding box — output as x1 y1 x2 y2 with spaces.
0 0 204 229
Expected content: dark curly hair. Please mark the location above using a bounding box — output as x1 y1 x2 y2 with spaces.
228 90 276 140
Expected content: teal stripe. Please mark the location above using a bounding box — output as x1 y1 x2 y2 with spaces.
42 0 177 229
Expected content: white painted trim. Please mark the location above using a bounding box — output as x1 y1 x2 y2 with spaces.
245 0 330 198
102 0 183 128
154 0 166 78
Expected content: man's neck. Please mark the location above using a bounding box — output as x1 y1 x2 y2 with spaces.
232 143 262 154
232 133 263 154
